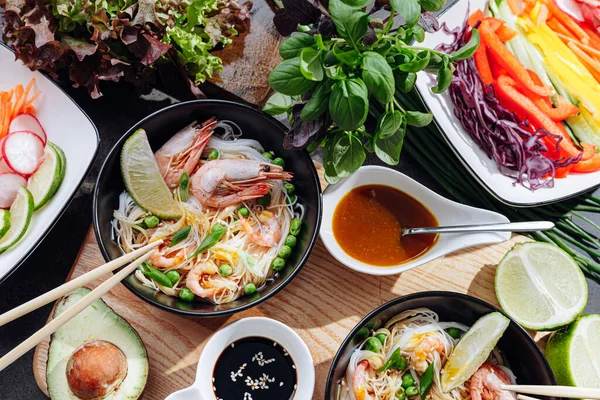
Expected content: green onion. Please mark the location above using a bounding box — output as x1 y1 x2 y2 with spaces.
170 226 191 247
189 224 227 258
179 171 190 202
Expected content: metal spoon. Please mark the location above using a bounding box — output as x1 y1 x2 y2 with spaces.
401 221 555 237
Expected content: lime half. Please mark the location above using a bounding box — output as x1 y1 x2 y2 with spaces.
546 314 600 392
441 312 510 392
121 129 181 220
0 210 10 240
0 187 34 253
27 143 64 210
495 242 587 331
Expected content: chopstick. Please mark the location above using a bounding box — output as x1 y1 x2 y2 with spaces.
502 385 600 399
0 249 156 373
518 394 542 400
0 240 163 327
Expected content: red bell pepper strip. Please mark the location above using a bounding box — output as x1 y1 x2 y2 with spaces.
474 40 495 86
526 70 580 121
480 20 553 97
468 9 485 28
488 50 508 80
496 24 518 42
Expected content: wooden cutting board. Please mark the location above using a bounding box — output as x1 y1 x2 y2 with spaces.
32 167 542 399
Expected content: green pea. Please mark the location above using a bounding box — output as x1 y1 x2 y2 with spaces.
278 245 292 259
405 386 418 397
256 193 271 206
283 183 295 195
272 157 285 168
137 221 147 229
446 327 461 339
284 235 297 248
219 264 233 277
364 337 382 353
245 283 257 295
262 151 274 160
144 215 160 229
165 270 181 285
290 219 302 236
179 287 195 302
287 195 297 205
237 207 250 218
375 333 387 345
396 389 406 400
208 149 219 160
402 372 415 388
271 257 285 271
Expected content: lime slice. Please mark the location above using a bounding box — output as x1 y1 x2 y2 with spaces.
441 312 510 392
121 129 181 220
495 242 587 331
546 314 600 391
0 187 34 253
27 144 63 210
0 210 10 240
48 141 67 188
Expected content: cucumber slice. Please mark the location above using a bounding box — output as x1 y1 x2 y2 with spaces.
27 144 63 210
0 210 10 240
0 187 34 253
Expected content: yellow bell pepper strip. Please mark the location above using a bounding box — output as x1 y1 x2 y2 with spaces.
480 19 553 97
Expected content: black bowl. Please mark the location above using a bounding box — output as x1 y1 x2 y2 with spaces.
93 100 322 316
326 292 557 399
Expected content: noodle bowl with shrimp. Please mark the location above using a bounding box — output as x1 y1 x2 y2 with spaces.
112 118 303 304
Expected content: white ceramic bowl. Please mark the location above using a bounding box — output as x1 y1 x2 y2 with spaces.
320 166 510 275
165 317 315 400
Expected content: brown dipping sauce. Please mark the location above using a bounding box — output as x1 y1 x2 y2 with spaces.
332 184 438 266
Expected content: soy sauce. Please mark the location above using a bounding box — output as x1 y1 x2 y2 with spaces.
213 337 297 400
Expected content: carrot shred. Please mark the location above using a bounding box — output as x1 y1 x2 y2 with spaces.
507 0 526 15
0 78 40 139
580 24 600 50
544 0 590 43
547 17 578 39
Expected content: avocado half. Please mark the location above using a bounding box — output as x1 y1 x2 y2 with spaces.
46 288 149 400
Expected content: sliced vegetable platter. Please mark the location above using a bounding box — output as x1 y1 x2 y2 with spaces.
0 44 98 283
415 0 600 206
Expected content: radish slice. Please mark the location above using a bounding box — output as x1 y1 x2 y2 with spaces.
0 173 27 209
8 114 47 145
2 131 45 176
0 158 12 174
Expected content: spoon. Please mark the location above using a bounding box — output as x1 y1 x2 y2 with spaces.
401 221 555 237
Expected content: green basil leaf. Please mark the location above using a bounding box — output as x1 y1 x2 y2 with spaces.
361 51 395 104
419 0 446 12
314 34 328 51
329 0 369 48
323 137 341 184
420 361 435 399
279 33 315 59
333 43 361 66
331 132 366 176
394 71 417 93
301 83 331 121
391 0 420 26
378 110 404 139
375 125 405 165
300 48 324 81
329 78 369 131
341 0 372 7
431 56 453 94
450 28 480 61
405 110 433 127
325 64 348 80
373 40 393 57
399 51 430 72
263 105 291 116
424 53 443 73
263 92 294 116
269 57 316 95
410 24 425 42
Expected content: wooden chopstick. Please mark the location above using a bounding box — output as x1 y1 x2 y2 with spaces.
503 385 600 399
0 240 163 327
518 394 542 400
0 249 156 373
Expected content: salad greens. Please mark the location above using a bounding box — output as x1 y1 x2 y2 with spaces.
267 0 479 182
1 0 251 97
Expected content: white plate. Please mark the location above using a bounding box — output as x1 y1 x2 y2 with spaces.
415 0 600 207
0 45 99 282
320 166 510 276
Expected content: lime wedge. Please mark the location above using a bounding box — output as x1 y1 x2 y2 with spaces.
546 314 600 391
495 242 587 331
27 143 63 210
441 312 510 392
0 210 10 240
48 142 66 179
0 187 34 253
120 129 181 220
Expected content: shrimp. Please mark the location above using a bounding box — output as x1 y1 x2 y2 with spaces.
353 361 374 400
149 243 185 269
186 262 223 298
155 118 217 188
190 159 292 208
411 333 446 372
470 363 516 400
240 211 282 247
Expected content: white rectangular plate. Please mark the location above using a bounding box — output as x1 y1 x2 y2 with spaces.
0 45 99 282
415 0 600 207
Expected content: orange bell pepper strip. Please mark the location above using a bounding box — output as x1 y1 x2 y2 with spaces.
525 70 580 121
474 40 494 86
507 0 525 15
495 75 587 160
480 20 553 97
497 24 518 42
468 9 485 28
547 17 577 40
572 151 600 173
